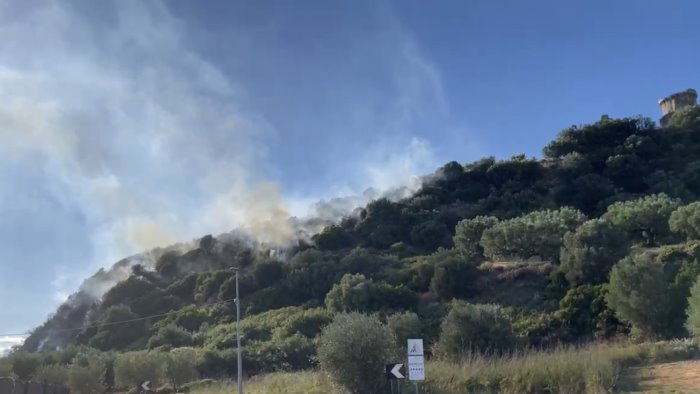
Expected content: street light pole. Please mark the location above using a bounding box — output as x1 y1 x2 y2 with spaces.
232 267 243 394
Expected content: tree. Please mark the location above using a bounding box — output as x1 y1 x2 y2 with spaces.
114 351 164 391
670 202 700 240
429 249 479 300
253 259 285 288
453 216 499 259
437 301 515 359
560 219 630 285
325 274 416 313
147 324 194 349
9 352 40 380
685 276 700 337
354 198 409 249
88 305 145 350
606 256 672 339
317 313 399 394
34 364 68 385
68 362 104 394
164 348 198 391
410 219 451 251
480 207 586 261
602 194 681 246
312 224 354 250
386 312 422 345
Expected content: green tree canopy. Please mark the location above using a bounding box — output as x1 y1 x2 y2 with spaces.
429 249 480 300
481 207 586 261
317 313 399 394
606 255 673 339
602 194 681 246
560 219 630 285
437 301 515 358
453 216 499 259
670 202 700 240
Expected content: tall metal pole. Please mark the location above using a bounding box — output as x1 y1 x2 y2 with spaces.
235 269 243 394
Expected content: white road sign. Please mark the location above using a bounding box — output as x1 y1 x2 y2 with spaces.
407 338 425 381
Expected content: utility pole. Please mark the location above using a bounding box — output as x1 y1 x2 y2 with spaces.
231 267 243 394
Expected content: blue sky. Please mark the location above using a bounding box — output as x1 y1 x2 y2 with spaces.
0 0 698 346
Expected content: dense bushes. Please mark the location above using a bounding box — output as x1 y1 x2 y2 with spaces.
559 219 629 285
436 302 515 359
606 256 673 339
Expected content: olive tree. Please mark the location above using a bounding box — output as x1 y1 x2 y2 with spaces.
164 348 198 391
114 351 164 391
317 313 399 394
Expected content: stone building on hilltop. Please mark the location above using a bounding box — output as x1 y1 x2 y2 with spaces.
659 88 697 127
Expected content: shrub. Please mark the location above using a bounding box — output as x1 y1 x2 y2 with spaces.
670 201 700 240
9 351 40 380
429 249 479 300
685 275 700 338
387 311 422 345
253 260 285 288
325 274 417 313
560 219 630 285
164 348 198 391
453 216 499 259
147 323 194 349
68 362 105 394
317 313 399 394
606 255 673 339
34 364 68 385
114 351 164 390
437 301 516 359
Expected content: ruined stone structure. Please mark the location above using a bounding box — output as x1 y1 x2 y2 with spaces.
658 88 697 127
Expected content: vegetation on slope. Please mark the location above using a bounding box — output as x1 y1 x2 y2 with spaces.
3 106 700 392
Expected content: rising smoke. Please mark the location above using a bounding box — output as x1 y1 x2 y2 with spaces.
0 0 450 352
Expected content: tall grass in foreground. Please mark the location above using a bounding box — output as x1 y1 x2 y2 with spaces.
426 340 699 394
189 371 335 394
191 340 698 394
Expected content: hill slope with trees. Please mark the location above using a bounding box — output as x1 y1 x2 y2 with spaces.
4 105 700 393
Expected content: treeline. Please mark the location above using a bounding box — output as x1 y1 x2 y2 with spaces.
4 105 700 389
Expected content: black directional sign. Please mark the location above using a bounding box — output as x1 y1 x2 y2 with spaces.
385 363 405 379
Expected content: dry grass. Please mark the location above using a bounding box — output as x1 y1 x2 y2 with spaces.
189 371 336 394
619 360 700 393
190 340 699 394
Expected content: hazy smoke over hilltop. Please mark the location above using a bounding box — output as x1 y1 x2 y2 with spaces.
0 0 449 349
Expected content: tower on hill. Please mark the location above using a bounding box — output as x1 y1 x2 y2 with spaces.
658 88 697 127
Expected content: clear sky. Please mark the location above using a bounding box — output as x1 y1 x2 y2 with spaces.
0 0 698 346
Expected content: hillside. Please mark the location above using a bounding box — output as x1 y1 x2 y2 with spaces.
4 104 700 392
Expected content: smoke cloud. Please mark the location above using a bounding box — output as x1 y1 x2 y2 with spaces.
0 0 455 339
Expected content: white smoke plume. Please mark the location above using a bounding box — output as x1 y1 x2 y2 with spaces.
0 0 453 338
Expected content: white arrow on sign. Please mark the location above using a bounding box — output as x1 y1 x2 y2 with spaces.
390 363 405 379
141 381 151 391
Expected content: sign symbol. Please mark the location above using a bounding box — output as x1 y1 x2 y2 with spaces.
385 363 405 379
140 381 151 392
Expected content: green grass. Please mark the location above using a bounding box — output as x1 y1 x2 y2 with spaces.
190 340 699 394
